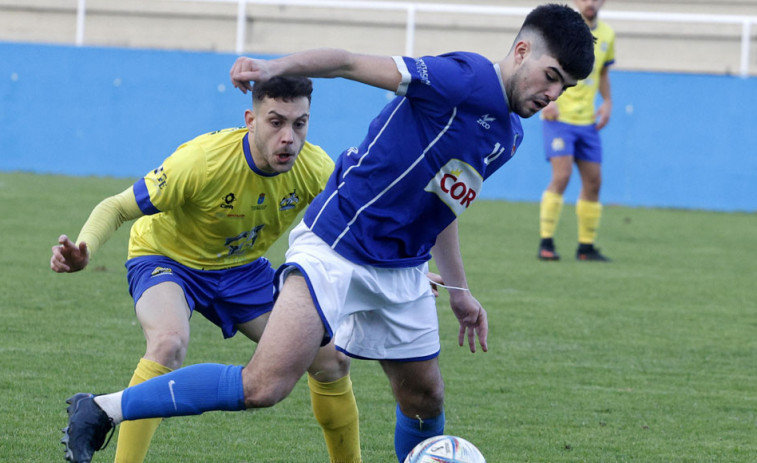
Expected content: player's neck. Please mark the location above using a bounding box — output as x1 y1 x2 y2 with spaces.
582 15 599 29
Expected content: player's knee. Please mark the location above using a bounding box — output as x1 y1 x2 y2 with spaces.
308 349 351 381
581 182 601 200
397 380 445 417
241 369 295 409
145 331 188 370
551 174 571 193
423 383 445 414
243 384 290 409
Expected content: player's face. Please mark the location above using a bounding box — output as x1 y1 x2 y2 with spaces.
507 52 577 118
245 96 310 174
574 0 604 23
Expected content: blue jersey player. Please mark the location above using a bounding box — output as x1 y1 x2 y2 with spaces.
60 4 596 463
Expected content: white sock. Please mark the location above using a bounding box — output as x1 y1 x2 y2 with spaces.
93 391 124 424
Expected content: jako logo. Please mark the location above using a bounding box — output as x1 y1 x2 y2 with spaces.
424 159 483 216
477 114 495 130
414 58 431 85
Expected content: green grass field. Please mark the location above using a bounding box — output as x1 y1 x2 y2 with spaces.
1 171 755 462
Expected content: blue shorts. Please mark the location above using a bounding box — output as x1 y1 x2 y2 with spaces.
125 256 276 338
542 120 602 163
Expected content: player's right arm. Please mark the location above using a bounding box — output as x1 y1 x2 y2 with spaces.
50 188 143 273
431 219 488 353
595 65 612 130
230 48 402 93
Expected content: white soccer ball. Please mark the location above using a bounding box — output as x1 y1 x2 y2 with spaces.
404 435 486 463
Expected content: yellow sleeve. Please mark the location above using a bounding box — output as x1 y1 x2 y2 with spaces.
75 187 143 256
309 142 335 195
318 153 335 193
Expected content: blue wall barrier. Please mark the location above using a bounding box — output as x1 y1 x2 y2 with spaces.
1 42 755 212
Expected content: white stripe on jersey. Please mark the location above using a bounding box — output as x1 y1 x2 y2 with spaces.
309 99 407 230
342 99 406 181
330 107 459 249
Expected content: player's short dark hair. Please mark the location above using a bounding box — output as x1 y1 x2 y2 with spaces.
252 76 313 105
519 3 595 80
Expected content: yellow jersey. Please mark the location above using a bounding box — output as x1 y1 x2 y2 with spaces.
128 127 334 270
556 20 615 125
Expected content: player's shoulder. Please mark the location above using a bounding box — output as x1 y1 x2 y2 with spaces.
437 51 492 69
174 127 247 166
188 127 247 151
298 141 335 168
595 20 616 40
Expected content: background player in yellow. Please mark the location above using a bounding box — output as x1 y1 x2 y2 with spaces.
538 0 615 261
50 76 362 463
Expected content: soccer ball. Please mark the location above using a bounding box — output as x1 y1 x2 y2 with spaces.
404 435 486 463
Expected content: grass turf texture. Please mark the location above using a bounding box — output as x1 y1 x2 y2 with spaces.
1 171 755 462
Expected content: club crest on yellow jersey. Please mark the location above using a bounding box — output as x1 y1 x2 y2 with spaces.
279 190 300 211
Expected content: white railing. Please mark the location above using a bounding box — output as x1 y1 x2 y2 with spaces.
74 0 756 77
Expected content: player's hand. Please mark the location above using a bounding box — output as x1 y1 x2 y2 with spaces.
595 100 612 130
540 101 559 121
230 57 273 94
50 234 90 273
449 291 488 353
426 272 443 297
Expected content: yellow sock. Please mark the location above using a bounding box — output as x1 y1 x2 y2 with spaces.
576 199 602 244
308 374 362 463
114 358 172 463
540 190 564 239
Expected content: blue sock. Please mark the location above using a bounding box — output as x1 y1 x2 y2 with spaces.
121 363 245 420
394 404 445 462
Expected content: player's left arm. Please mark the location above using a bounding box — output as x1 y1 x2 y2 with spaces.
230 49 402 94
431 219 488 353
595 64 612 130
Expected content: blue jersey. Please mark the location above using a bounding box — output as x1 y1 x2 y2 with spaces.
304 52 524 268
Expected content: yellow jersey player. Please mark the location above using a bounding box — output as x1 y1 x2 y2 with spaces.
539 0 615 261
51 76 361 463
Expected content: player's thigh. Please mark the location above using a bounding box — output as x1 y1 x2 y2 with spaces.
244 274 326 406
135 281 192 366
550 155 574 179
135 281 191 337
235 312 270 343
307 340 351 382
380 357 444 416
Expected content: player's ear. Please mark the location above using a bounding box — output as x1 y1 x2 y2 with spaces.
244 109 255 131
513 40 530 66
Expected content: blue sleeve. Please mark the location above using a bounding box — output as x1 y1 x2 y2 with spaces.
396 52 484 113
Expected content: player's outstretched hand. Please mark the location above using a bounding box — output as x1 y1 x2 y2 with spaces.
449 291 488 353
230 57 273 94
50 234 89 273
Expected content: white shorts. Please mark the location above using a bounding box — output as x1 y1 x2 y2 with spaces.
276 221 440 361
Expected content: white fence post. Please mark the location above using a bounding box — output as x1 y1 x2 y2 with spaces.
405 4 416 57
75 0 86 46
236 0 247 55
740 20 752 78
